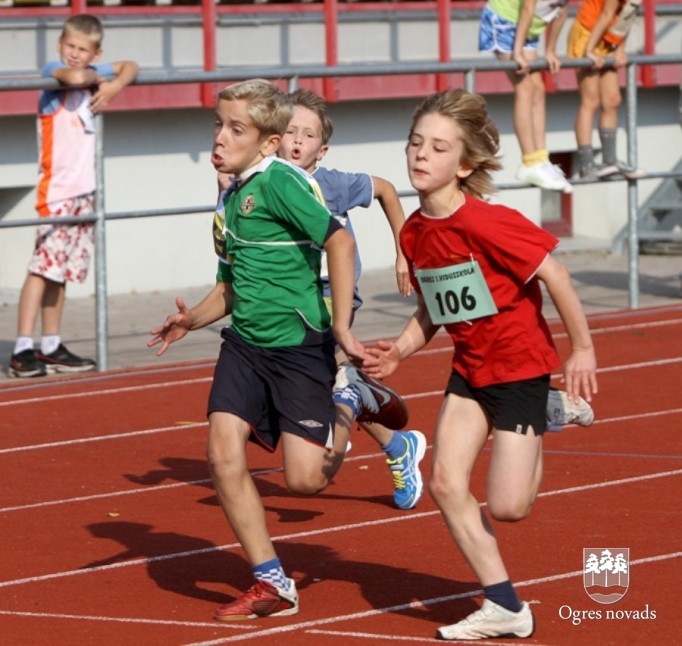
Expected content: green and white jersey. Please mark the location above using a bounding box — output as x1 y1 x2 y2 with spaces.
212 156 333 348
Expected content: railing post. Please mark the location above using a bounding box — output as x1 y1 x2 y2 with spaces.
625 62 640 309
436 0 451 92
201 0 217 108
642 0 656 87
323 0 339 102
94 113 109 371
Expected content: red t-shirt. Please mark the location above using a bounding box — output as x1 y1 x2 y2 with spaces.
401 194 561 387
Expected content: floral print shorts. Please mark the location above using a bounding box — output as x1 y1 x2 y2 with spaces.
28 194 95 284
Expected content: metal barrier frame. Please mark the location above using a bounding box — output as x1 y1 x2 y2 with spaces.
0 52 681 370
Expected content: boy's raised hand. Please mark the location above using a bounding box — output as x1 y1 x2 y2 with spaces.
362 340 400 380
147 296 193 356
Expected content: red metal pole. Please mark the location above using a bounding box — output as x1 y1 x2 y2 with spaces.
324 0 339 102
71 0 87 14
437 0 450 92
201 0 217 108
642 0 656 87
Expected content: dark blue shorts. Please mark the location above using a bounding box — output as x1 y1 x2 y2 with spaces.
208 326 337 452
446 371 550 436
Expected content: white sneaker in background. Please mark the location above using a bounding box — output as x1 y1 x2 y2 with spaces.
516 161 572 193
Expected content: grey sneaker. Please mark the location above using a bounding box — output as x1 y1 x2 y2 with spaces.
546 388 595 431
579 162 619 180
612 160 646 179
437 599 534 640
334 362 409 430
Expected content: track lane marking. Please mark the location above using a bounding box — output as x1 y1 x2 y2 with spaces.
187 552 680 644
0 552 677 643
0 468 679 590
1 314 680 409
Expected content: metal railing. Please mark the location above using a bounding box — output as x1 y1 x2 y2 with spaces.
1 52 681 370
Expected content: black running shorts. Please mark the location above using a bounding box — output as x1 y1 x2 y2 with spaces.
445 371 550 436
208 326 337 451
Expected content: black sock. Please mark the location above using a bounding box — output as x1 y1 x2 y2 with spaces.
483 580 523 613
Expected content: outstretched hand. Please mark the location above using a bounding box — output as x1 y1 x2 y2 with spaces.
334 328 367 366
362 340 401 379
147 296 193 356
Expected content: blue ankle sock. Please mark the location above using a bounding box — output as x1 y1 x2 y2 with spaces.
381 431 405 460
252 557 290 592
483 580 522 613
333 384 362 418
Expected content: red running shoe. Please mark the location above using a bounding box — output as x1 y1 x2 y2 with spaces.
214 579 298 621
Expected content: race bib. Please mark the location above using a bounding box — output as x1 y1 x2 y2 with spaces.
415 260 498 325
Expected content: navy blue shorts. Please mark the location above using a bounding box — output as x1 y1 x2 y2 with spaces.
446 371 550 436
208 326 337 452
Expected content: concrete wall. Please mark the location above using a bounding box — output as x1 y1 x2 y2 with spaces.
1 8 680 301
1 85 680 303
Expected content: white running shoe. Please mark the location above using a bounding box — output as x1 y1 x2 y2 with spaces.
516 161 572 193
437 599 534 640
546 388 595 431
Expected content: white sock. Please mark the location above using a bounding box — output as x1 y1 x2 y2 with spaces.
41 335 61 356
14 336 34 355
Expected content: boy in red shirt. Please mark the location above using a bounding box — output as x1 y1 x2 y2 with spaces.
364 89 598 640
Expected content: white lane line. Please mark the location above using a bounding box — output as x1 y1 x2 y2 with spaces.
1 405 680 514
0 610 250 630
1 384 680 458
0 468 679 590
0 377 212 408
2 354 679 411
183 552 681 645
0 423 206 455
0 553 676 642
1 314 680 409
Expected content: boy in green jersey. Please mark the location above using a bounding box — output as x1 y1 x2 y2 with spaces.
148 79 407 621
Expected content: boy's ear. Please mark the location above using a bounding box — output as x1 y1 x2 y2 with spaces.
457 164 474 180
261 133 281 157
316 144 329 163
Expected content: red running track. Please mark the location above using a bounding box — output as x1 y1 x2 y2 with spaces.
0 305 680 645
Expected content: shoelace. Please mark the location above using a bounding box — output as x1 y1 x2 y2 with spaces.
389 460 406 491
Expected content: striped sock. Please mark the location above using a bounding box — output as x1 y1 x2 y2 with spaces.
253 558 290 592
333 384 363 418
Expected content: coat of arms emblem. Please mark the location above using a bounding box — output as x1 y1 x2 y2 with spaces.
583 548 630 604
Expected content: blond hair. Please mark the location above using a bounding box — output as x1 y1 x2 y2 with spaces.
219 79 293 137
62 14 104 49
409 89 502 199
288 88 334 145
